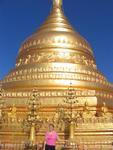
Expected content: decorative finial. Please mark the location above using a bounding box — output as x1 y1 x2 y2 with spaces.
53 0 62 8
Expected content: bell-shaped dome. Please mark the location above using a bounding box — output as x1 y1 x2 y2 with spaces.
18 0 93 59
2 0 113 94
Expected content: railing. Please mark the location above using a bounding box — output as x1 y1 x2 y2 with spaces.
0 142 113 150
0 142 42 150
0 143 25 150
76 144 112 150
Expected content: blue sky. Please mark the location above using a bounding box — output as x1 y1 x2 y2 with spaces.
0 0 113 83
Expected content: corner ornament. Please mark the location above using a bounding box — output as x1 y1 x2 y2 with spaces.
53 0 63 8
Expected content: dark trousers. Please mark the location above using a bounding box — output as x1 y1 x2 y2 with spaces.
45 144 55 150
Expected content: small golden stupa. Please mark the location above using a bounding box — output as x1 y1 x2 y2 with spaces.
0 0 113 149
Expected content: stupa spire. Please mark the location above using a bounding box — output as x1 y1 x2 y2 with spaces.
53 0 62 8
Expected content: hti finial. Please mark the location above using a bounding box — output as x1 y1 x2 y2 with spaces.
53 0 62 8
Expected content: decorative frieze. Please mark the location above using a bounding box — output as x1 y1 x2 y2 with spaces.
2 90 113 100
19 37 92 54
16 51 96 69
4 65 106 80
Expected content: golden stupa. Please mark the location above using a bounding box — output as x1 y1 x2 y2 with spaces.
0 0 113 149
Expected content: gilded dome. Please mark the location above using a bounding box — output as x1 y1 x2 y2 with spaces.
1 1 113 147
2 0 113 94
18 0 92 58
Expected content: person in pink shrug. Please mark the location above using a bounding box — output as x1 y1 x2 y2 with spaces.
43 124 59 150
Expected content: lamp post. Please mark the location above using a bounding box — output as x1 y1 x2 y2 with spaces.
0 88 5 125
54 83 81 149
23 89 42 150
64 83 79 147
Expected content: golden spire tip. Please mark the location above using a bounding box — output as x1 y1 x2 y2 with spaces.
53 0 62 8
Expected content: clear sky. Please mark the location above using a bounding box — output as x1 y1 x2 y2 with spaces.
0 0 113 83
